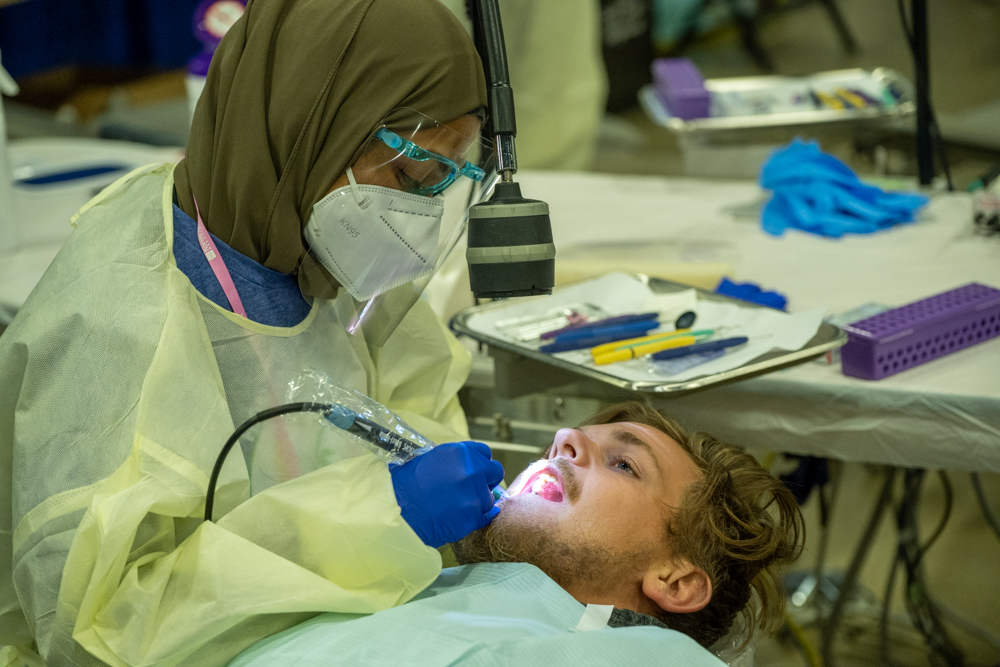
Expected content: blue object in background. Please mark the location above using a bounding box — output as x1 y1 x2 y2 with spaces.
0 0 201 80
16 164 129 186
716 277 787 310
760 138 929 238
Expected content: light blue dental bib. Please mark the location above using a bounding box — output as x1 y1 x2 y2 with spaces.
229 562 724 666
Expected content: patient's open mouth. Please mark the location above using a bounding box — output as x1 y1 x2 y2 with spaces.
510 463 564 503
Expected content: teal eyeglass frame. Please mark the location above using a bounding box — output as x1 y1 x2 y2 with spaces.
375 127 486 196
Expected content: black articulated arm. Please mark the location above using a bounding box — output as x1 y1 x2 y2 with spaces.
465 0 555 300
467 0 517 176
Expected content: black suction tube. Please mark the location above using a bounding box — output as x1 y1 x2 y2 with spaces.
204 402 331 522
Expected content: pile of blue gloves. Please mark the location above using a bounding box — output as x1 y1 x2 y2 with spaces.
760 139 929 238
391 441 505 548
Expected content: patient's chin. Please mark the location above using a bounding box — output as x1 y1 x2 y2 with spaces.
452 497 543 566
452 499 645 603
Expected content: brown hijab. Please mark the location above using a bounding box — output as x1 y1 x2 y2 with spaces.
174 0 487 274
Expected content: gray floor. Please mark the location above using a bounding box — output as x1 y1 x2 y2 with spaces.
585 2 1000 664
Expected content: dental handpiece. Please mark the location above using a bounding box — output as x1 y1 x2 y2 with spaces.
323 403 507 502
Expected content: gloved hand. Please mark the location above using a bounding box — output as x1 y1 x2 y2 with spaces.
390 441 505 548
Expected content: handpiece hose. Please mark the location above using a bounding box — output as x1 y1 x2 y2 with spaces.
205 402 506 522
204 402 330 521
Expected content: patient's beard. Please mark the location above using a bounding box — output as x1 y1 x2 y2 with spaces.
452 498 653 601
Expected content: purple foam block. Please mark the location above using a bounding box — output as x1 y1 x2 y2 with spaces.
840 283 1000 380
651 58 710 120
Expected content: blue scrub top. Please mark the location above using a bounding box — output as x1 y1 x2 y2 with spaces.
172 204 312 327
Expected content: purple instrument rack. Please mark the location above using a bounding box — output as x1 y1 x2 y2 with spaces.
651 58 711 121
841 283 1000 380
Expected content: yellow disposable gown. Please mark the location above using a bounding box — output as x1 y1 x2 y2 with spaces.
0 164 472 666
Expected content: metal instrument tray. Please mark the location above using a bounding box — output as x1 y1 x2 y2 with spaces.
451 275 847 395
639 67 914 134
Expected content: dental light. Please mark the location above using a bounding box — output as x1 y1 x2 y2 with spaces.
465 0 555 300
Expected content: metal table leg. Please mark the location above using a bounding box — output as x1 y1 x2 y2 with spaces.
817 0 858 53
820 466 897 667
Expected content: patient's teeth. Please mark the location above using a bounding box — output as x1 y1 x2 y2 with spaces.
530 473 558 495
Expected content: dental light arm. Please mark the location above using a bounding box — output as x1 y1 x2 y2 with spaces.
465 0 555 299
468 0 516 179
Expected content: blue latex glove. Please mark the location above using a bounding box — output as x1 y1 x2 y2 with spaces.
390 441 505 548
716 277 787 310
760 139 929 238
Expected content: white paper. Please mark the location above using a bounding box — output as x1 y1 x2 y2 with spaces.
659 299 826 381
464 273 826 386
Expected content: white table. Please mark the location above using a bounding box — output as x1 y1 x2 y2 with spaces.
5 157 998 472
485 171 1000 473
0 138 183 322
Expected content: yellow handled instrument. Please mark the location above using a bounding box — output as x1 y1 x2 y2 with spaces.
590 329 696 356
593 335 699 365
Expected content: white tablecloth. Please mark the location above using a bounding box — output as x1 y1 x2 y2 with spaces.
496 171 1000 472
4 156 998 472
0 138 183 320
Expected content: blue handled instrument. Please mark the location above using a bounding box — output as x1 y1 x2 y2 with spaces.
549 319 659 343
651 336 749 360
540 323 661 354
540 311 659 340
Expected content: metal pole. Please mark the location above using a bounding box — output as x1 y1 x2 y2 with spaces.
821 467 897 667
912 0 934 186
0 51 19 255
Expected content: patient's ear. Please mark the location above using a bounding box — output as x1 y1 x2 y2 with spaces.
642 561 712 614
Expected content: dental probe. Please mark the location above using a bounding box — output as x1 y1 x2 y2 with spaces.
325 404 508 502
323 402 431 460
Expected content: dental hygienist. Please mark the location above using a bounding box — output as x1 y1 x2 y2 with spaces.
0 1 506 665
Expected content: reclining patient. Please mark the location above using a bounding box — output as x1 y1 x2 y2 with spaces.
231 402 804 666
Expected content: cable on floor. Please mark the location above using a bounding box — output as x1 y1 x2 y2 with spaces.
971 472 1000 543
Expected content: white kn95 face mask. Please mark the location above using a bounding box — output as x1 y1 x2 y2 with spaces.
304 167 444 302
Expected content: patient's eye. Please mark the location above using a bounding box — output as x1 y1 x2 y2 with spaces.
612 457 637 476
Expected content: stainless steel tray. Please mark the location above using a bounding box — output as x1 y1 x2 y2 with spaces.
451 275 847 395
640 67 915 134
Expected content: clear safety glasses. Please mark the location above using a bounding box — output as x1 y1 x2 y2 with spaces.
374 128 485 197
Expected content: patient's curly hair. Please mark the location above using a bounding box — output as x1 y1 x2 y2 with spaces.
579 402 804 648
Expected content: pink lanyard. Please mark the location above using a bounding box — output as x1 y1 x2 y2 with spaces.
193 198 247 318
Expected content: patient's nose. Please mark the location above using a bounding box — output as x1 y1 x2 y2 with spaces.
549 428 592 467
